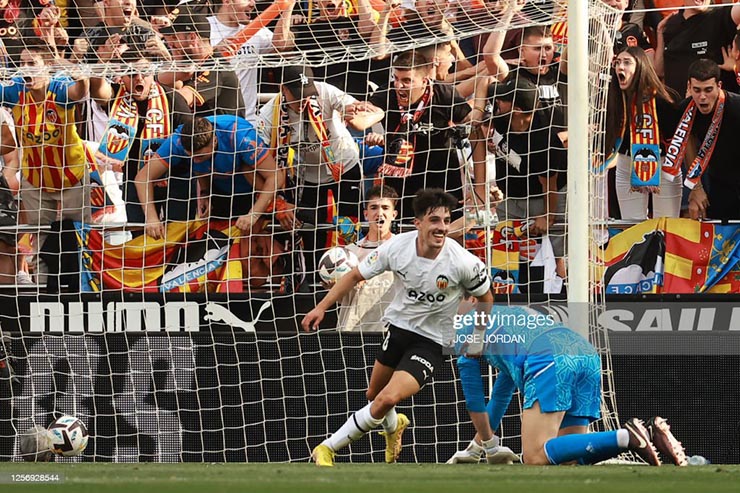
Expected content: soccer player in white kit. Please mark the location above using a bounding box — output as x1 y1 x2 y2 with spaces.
302 189 494 466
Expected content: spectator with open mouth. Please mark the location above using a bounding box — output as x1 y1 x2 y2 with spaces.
89 51 194 231
605 46 681 221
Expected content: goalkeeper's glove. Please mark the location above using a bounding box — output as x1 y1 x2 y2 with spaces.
482 436 519 464
446 439 484 464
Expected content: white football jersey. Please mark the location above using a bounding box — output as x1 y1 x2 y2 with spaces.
358 231 490 346
338 237 399 332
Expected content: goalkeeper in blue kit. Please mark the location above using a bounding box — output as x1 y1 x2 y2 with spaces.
453 305 687 466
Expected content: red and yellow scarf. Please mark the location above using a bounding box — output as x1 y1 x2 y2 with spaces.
272 93 343 182
97 83 170 171
629 95 661 188
663 90 725 189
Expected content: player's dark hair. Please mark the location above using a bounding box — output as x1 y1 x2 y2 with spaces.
412 188 458 219
688 58 721 83
181 117 214 155
365 185 399 207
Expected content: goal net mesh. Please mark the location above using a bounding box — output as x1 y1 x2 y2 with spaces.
0 0 622 462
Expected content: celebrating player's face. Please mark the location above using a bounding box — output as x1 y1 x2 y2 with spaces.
416 0 449 27
688 78 720 115
229 0 256 24
415 207 451 253
319 0 343 19
104 0 137 27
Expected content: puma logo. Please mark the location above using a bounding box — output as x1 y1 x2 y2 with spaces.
203 301 272 332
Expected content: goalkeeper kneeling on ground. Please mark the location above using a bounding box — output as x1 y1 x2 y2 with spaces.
452 305 688 466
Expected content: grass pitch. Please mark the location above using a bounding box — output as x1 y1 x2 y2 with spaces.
1 463 739 493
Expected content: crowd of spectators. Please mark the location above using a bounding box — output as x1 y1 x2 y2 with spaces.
0 0 739 296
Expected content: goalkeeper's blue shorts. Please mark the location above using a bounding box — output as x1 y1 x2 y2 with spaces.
522 330 602 424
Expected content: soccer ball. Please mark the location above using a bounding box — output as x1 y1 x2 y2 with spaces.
318 247 359 283
48 415 89 457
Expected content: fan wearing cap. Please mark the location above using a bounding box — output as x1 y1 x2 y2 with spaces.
258 65 384 272
84 0 170 63
159 4 245 118
472 75 567 278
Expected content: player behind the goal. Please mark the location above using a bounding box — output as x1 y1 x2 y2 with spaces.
302 188 493 466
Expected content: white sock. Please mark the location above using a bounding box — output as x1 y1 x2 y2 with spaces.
481 436 500 451
466 439 484 454
323 402 383 452
381 407 398 433
616 429 629 449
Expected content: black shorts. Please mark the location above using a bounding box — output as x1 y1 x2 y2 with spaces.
376 324 444 387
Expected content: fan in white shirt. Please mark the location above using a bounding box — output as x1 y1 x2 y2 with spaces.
208 0 275 124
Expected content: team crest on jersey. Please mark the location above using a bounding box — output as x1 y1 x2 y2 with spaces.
367 250 379 264
45 109 58 124
436 275 449 290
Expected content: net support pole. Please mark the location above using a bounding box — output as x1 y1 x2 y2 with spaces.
567 0 590 338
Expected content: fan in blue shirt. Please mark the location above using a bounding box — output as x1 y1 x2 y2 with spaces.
136 115 281 239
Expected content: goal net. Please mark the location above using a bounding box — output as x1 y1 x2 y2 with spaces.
0 0 622 462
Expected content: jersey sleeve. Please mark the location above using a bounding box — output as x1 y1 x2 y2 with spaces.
48 77 77 108
0 78 24 108
357 237 393 280
320 82 357 112
154 131 187 170
457 355 487 413
461 254 491 297
236 123 269 168
487 369 516 432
